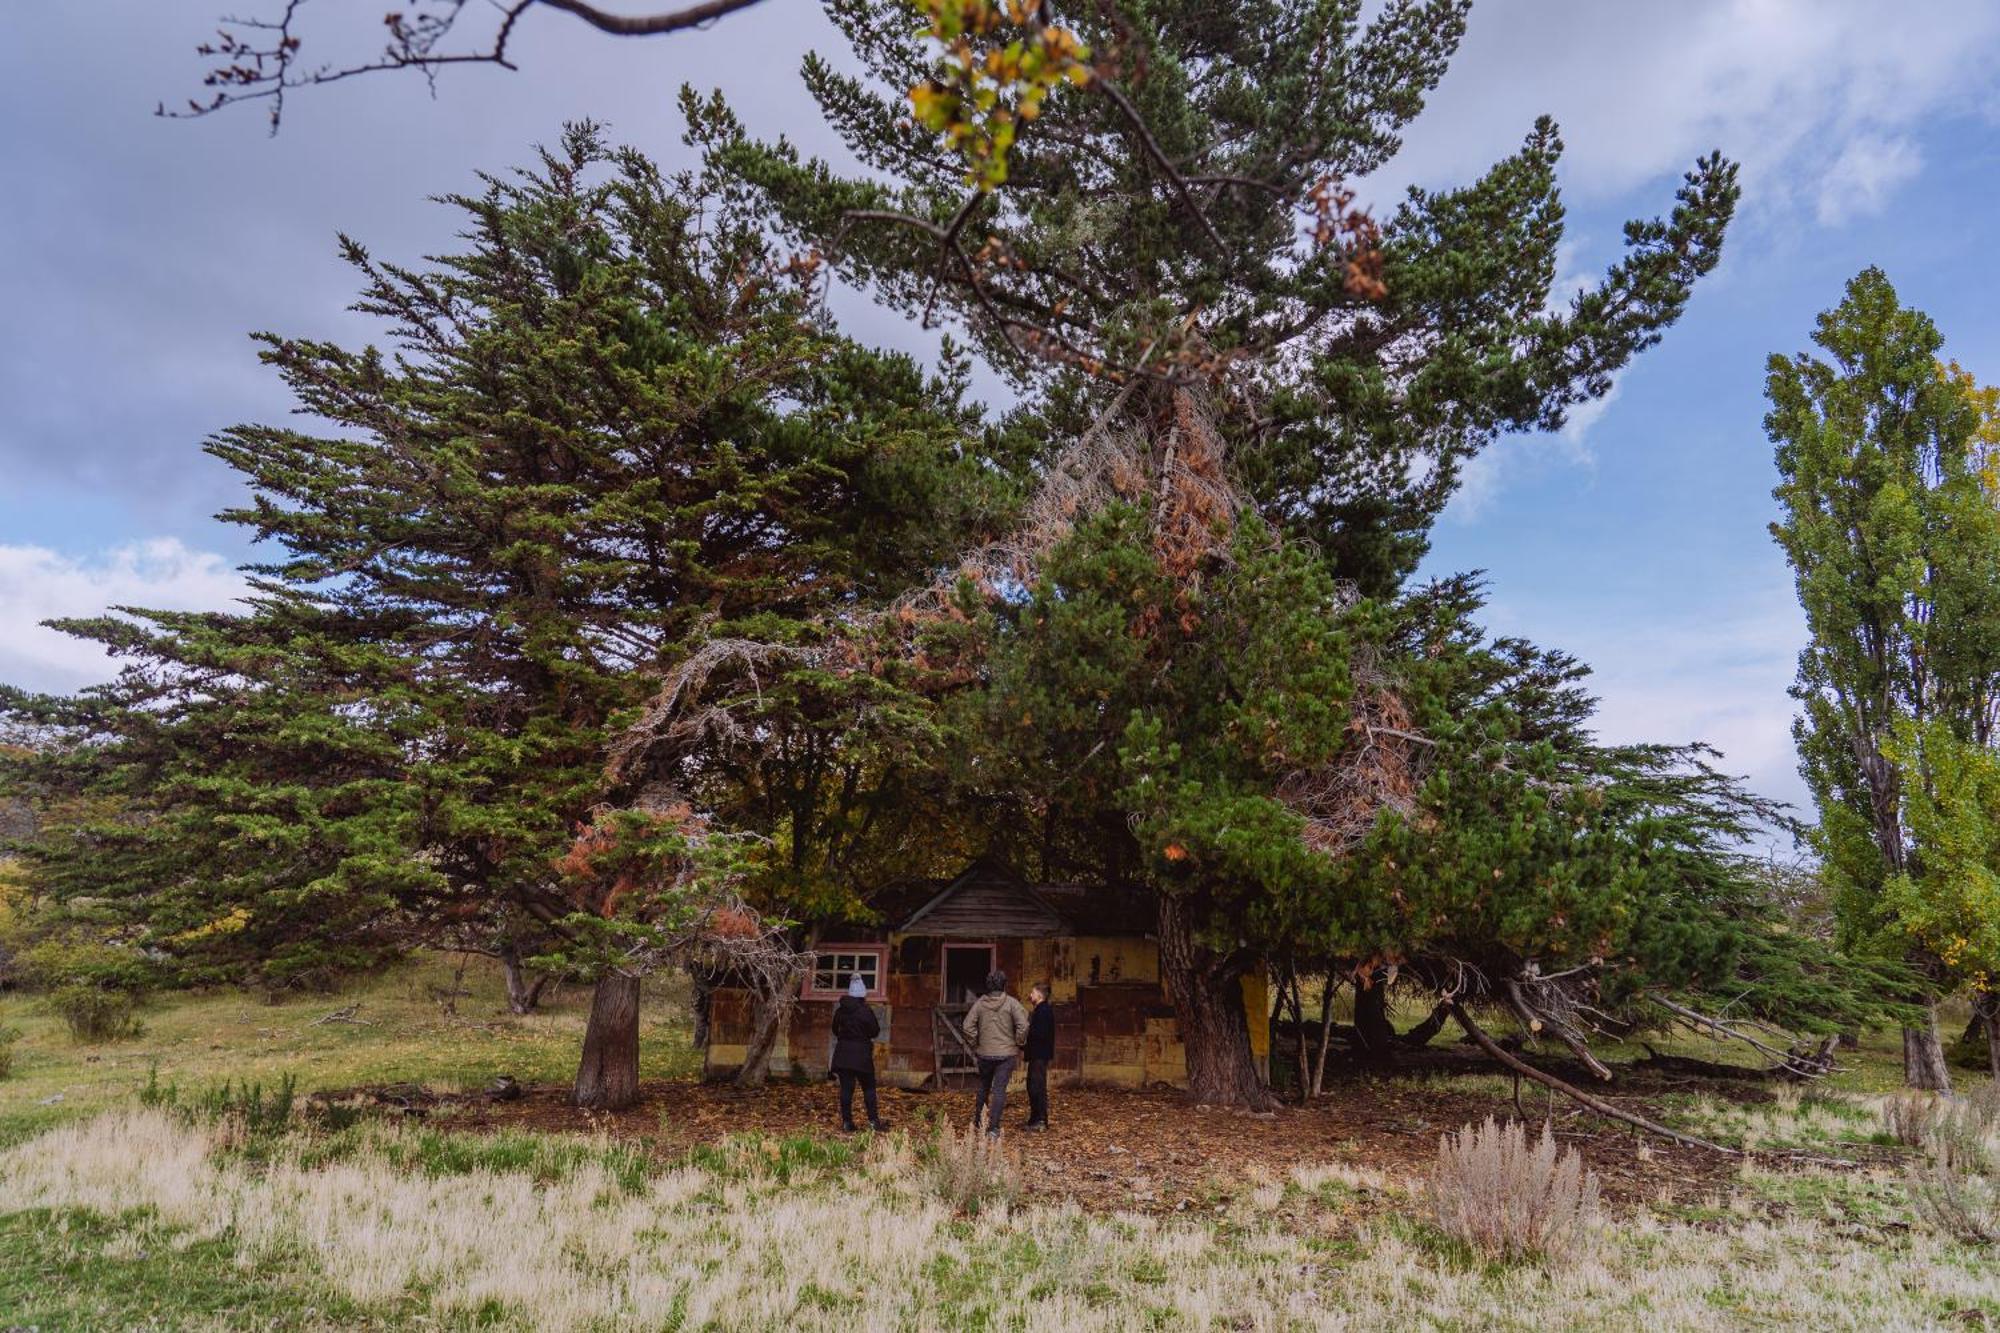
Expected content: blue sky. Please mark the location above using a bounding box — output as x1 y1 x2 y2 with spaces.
4 0 2000 829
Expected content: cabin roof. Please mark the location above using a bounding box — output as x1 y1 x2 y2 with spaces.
891 854 1154 939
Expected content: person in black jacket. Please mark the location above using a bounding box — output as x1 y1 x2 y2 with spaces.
830 975 885 1132
1023 981 1055 1131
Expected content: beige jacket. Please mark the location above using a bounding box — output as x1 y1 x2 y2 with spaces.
962 992 1029 1059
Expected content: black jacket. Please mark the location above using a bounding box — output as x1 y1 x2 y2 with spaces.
1024 998 1056 1062
830 995 879 1074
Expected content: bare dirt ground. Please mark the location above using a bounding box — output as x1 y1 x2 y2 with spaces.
333 1060 1797 1213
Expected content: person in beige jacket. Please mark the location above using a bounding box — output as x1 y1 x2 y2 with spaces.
963 970 1029 1137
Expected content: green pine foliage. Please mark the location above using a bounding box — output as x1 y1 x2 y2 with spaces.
690 0 1739 591
0 124 1014 991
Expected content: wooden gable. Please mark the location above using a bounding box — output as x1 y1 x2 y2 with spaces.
899 857 1068 938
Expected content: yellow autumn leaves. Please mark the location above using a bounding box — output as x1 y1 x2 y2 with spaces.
908 0 1091 189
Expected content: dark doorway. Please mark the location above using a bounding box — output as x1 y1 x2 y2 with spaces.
942 943 996 1005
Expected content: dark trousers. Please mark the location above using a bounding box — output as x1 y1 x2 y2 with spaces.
972 1055 1017 1132
837 1068 878 1127
1026 1057 1049 1125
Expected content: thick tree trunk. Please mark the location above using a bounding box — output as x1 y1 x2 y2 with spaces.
574 972 641 1110
1903 1002 1953 1093
1353 979 1396 1059
1979 992 2000 1079
1157 894 1274 1109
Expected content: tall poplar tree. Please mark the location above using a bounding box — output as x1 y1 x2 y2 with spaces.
1767 267 2000 1091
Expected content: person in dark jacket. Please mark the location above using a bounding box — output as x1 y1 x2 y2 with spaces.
830 974 885 1132
1023 982 1055 1131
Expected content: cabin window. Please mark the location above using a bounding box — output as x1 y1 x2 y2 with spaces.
807 947 885 998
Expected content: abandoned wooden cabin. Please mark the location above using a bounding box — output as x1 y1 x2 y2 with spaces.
701 855 1271 1089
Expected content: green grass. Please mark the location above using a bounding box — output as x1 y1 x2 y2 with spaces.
0 1207 422 1331
0 954 700 1146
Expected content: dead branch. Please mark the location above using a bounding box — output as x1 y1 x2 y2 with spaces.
1504 978 1613 1082
1448 1001 1736 1155
1645 993 1839 1080
310 1003 373 1027
170 0 767 131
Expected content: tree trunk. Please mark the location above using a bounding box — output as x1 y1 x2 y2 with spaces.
1156 893 1274 1108
734 960 807 1089
1400 1000 1452 1049
690 971 713 1051
574 972 641 1110
499 945 549 1016
1902 1002 1953 1092
1977 990 2000 1079
1353 978 1396 1059
1309 974 1337 1097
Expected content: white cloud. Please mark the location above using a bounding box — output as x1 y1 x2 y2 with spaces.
1815 134 1923 225
0 540 249 695
1373 0 2000 223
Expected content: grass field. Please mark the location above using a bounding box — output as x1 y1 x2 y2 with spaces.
2 960 1997 1331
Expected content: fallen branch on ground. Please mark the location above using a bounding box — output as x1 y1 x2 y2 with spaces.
1447 1001 1736 1155
310 1004 373 1027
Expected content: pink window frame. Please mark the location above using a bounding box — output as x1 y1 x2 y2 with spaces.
803 944 887 1000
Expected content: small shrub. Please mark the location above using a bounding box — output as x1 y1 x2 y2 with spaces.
1909 1157 2000 1244
1883 1092 1947 1148
921 1121 1019 1216
1965 1079 2000 1133
0 1022 18 1079
1884 1093 1991 1172
1427 1117 1599 1264
46 983 143 1042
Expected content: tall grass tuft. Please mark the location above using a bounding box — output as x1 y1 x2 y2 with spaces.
0 1023 18 1079
920 1121 1019 1216
1427 1117 1599 1263
1883 1091 1949 1148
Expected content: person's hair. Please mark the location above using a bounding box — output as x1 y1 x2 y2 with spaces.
984 969 1008 995
1029 981 1049 1000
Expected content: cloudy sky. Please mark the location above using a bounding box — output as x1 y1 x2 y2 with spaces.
5 0 2000 828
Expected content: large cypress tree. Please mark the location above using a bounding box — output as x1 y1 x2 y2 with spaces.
1 124 1010 1107
1768 268 2000 1091
679 0 1739 1104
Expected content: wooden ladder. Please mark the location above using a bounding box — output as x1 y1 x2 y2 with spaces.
932 1003 978 1089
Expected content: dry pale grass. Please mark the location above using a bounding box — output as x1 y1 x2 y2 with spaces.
7 1110 2000 1331
1427 1117 1600 1262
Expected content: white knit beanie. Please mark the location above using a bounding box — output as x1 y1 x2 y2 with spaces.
847 975 868 999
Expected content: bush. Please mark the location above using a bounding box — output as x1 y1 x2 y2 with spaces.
1883 1092 1948 1148
1427 1118 1600 1264
920 1121 1019 1216
1884 1092 1991 1171
46 983 142 1042
1909 1156 2000 1244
